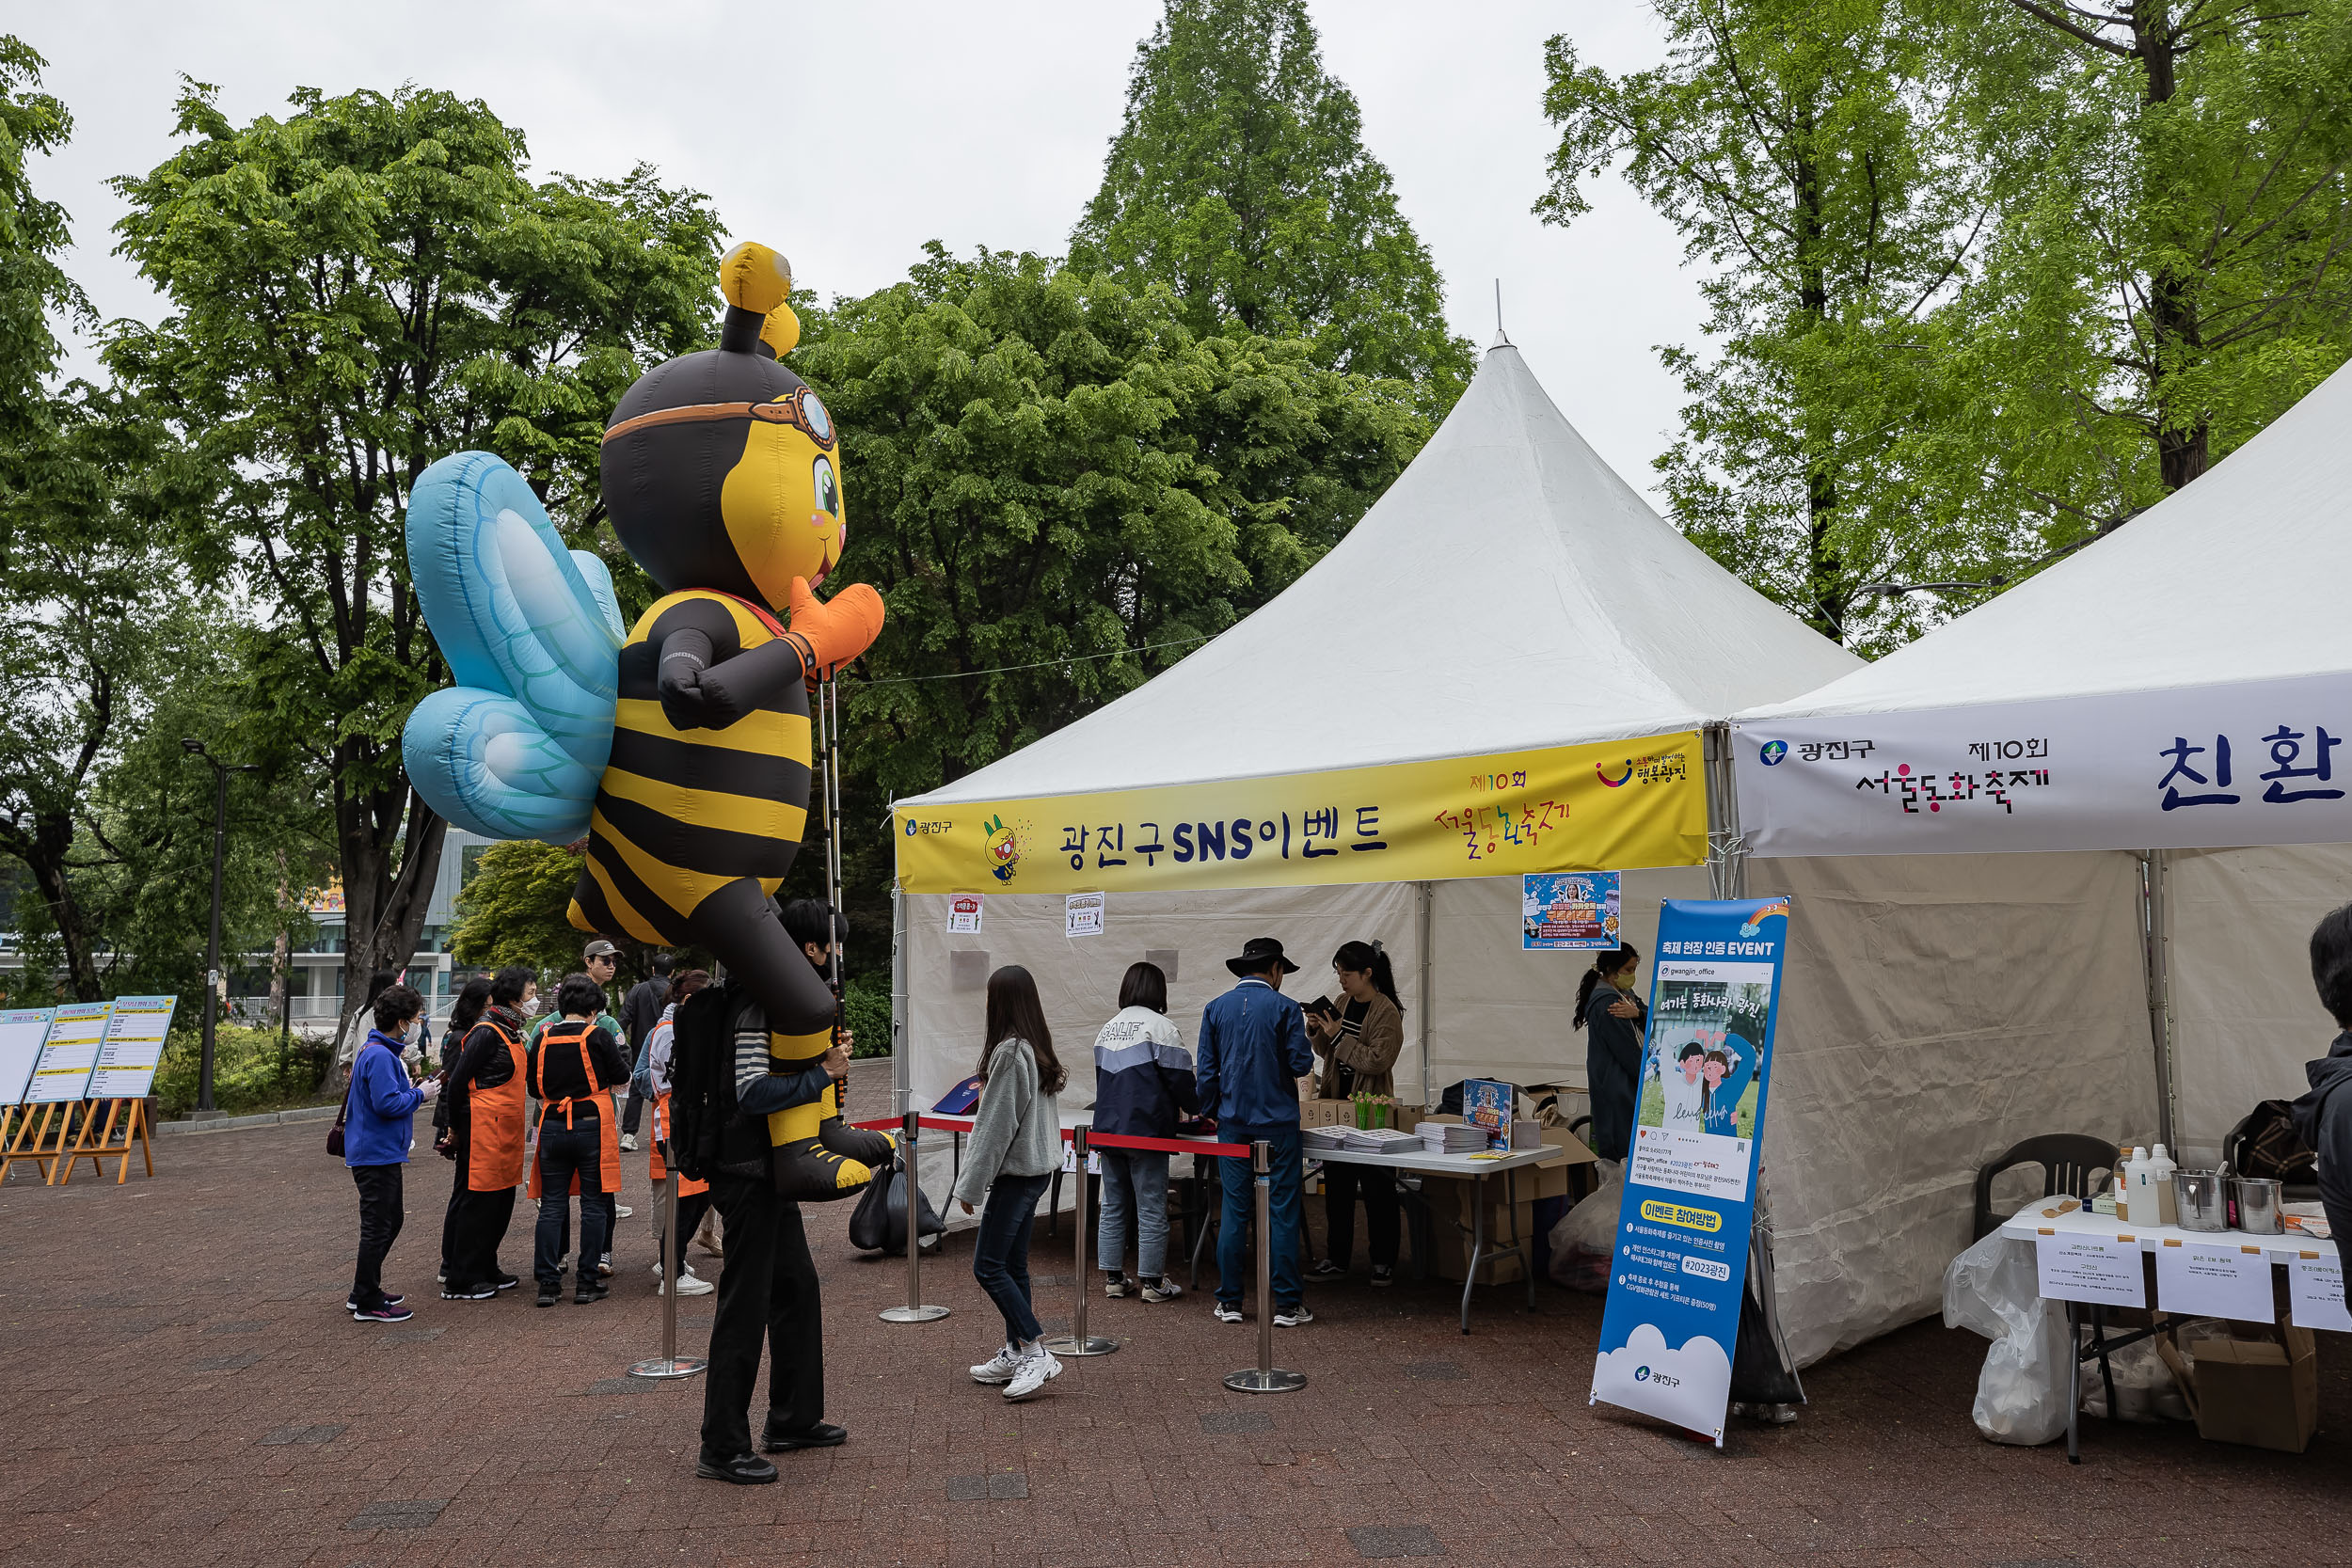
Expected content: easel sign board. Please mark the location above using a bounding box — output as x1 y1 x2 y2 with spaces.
2034 1231 2146 1307
24 1002 111 1104
0 1008 53 1104
87 996 178 1101
2153 1238 2273 1323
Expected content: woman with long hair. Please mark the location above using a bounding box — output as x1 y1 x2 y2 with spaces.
1090 961 1198 1304
1304 940 1406 1284
441 965 536 1300
1575 943 1645 1161
435 976 493 1288
951 965 1068 1402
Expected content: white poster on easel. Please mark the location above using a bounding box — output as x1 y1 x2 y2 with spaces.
2034 1231 2146 1307
0 1008 54 1105
87 996 178 1101
24 1002 111 1104
2154 1238 2274 1322
2289 1252 2352 1333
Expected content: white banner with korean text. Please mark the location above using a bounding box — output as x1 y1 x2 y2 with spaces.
1733 673 2352 857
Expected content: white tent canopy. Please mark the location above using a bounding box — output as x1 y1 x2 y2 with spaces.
1731 359 2352 1164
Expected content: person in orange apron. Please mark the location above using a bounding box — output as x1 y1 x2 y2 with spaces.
441 965 537 1299
528 974 632 1307
644 970 714 1296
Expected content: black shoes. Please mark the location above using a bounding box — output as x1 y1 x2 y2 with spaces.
574 1281 608 1306
489 1273 519 1291
697 1451 779 1485
440 1282 497 1301
534 1284 560 1307
760 1420 849 1452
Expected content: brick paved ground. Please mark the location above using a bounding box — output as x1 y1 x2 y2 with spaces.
6 1059 2351 1568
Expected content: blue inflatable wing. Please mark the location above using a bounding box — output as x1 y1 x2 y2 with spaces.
403 452 624 842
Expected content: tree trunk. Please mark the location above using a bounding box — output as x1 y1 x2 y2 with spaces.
1790 119 1851 642
320 784 447 1093
2135 6 2210 491
8 813 101 1003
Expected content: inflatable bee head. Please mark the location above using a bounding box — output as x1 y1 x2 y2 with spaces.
599 242 844 612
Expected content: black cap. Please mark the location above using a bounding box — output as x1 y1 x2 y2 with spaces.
1225 937 1300 978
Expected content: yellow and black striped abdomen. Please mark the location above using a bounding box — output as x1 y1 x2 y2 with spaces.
573 591 813 942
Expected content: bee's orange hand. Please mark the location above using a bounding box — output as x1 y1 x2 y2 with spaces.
787 578 884 675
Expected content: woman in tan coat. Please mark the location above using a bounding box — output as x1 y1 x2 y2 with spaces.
1305 940 1406 1284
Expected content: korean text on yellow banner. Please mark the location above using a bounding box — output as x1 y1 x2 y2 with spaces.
894 732 1706 895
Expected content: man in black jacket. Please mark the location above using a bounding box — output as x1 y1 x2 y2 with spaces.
2295 903 2352 1311
617 951 675 1153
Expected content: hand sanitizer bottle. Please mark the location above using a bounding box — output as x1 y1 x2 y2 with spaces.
2149 1144 2178 1227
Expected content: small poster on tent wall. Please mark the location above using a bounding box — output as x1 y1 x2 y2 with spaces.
946 895 984 935
1591 897 1790 1448
1065 892 1104 938
1522 871 1621 950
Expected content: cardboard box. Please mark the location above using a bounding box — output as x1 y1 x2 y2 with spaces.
2187 1327 2318 1452
1417 1172 1539 1285
1299 1099 1354 1130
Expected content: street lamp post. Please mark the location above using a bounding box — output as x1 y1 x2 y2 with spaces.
183 740 261 1117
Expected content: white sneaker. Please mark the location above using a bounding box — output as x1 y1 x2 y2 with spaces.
619 1134 638 1152
970 1344 1023 1385
1274 1305 1315 1327
658 1273 714 1296
1003 1345 1062 1402
614 1205 634 1219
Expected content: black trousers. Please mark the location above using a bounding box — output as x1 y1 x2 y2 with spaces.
660 1189 712 1280
622 1081 647 1135
350 1163 405 1309
533 1117 610 1289
1324 1161 1399 1270
447 1141 516 1290
700 1171 824 1461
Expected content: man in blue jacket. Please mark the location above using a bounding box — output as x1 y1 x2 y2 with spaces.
1197 937 1314 1327
345 983 438 1323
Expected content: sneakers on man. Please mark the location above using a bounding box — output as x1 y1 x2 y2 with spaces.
658 1272 715 1296
490 1273 519 1291
1369 1265 1395 1288
970 1344 1024 1385
439 1282 497 1301
347 1292 405 1314
535 1284 561 1308
619 1134 638 1152
1274 1304 1315 1327
614 1206 633 1219
1103 1273 1133 1298
1306 1259 1345 1279
1003 1345 1062 1402
1142 1276 1184 1303
1212 1303 1244 1324
352 1302 413 1323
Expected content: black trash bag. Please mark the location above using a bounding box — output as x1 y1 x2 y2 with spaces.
848 1154 947 1254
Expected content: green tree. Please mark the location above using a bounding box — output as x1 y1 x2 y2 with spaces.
447 837 592 977
0 36 84 430
1072 0 1475 408
790 245 1429 943
108 82 723 1059
1539 0 1992 647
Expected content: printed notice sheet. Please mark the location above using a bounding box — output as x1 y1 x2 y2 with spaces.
2289 1252 2352 1333
87 995 178 1101
0 1008 53 1104
2033 1231 2146 1307
2153 1238 2272 1322
24 1001 112 1104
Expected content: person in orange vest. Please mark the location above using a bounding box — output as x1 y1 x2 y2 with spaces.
644 969 714 1296
439 965 537 1300
527 974 631 1307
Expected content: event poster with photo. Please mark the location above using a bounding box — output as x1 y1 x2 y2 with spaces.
1592 897 1790 1446
1521 871 1621 950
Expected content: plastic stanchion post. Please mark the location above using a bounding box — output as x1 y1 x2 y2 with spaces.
629 1164 708 1380
882 1108 949 1323
1224 1138 1305 1393
1045 1125 1117 1356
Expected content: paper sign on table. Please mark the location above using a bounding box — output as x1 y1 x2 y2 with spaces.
2153 1237 2272 1322
0 1008 54 1105
2289 1252 2352 1333
2034 1231 2146 1307
87 995 178 1101
1065 892 1104 938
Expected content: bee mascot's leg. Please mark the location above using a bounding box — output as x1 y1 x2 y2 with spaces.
680 877 895 1201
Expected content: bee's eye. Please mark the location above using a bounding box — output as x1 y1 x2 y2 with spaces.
812 454 839 516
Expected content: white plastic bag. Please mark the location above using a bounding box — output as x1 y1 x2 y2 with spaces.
2076 1338 2192 1423
1943 1229 2071 1446
1548 1160 1623 1289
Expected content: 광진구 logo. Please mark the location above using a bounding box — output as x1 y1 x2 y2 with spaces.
1758 740 1788 766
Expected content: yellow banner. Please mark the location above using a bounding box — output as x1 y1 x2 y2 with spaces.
895 732 1706 895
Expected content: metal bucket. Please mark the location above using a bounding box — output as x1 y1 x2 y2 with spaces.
2233 1176 2284 1235
2173 1169 2229 1231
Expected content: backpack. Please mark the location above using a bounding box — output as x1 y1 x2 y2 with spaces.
2230 1098 2320 1183
667 981 752 1182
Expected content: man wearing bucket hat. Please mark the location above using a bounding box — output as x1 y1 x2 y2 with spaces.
1196 937 1316 1327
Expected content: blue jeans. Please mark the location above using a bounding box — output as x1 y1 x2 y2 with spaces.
973 1171 1051 1344
1097 1148 1171 1280
1216 1124 1302 1310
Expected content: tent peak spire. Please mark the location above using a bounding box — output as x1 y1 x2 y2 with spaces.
1490 277 1511 348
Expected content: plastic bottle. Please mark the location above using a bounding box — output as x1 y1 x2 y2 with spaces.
2116 1147 2145 1222
2148 1144 2178 1227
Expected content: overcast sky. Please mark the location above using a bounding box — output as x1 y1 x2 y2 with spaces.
29 1 1700 505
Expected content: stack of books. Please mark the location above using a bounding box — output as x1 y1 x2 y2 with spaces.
1343 1126 1424 1156
1417 1121 1489 1154
1300 1123 1352 1153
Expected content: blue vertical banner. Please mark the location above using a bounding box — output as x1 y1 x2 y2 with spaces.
1589 896 1791 1445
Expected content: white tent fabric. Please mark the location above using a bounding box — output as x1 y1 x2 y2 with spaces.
900 341 1858 808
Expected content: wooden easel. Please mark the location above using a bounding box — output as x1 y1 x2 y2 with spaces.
50 1098 152 1185
1 1101 72 1183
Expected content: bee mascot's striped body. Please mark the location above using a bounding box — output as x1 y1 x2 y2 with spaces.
399 242 892 1203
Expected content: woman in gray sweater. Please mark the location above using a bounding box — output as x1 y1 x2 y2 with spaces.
952 966 1067 1401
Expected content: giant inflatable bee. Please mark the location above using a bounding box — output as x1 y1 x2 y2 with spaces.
403 242 894 1200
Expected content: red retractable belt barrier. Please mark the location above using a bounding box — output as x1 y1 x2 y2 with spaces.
852 1116 1252 1159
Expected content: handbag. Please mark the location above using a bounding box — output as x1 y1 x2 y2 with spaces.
326 1075 354 1158
847 1153 948 1253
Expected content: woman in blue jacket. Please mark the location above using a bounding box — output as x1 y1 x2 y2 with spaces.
345 984 438 1323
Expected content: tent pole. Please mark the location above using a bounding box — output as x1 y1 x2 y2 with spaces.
1417 880 1435 1108
1705 721 1747 899
2142 850 2178 1148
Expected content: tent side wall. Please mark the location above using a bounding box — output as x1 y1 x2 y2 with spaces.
2167 844 2352 1164
1758 850 2158 1367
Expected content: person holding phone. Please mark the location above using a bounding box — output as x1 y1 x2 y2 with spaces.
1304 941 1405 1285
1575 944 1645 1161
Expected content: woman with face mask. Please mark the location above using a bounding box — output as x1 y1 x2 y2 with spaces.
1574 944 1645 1162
